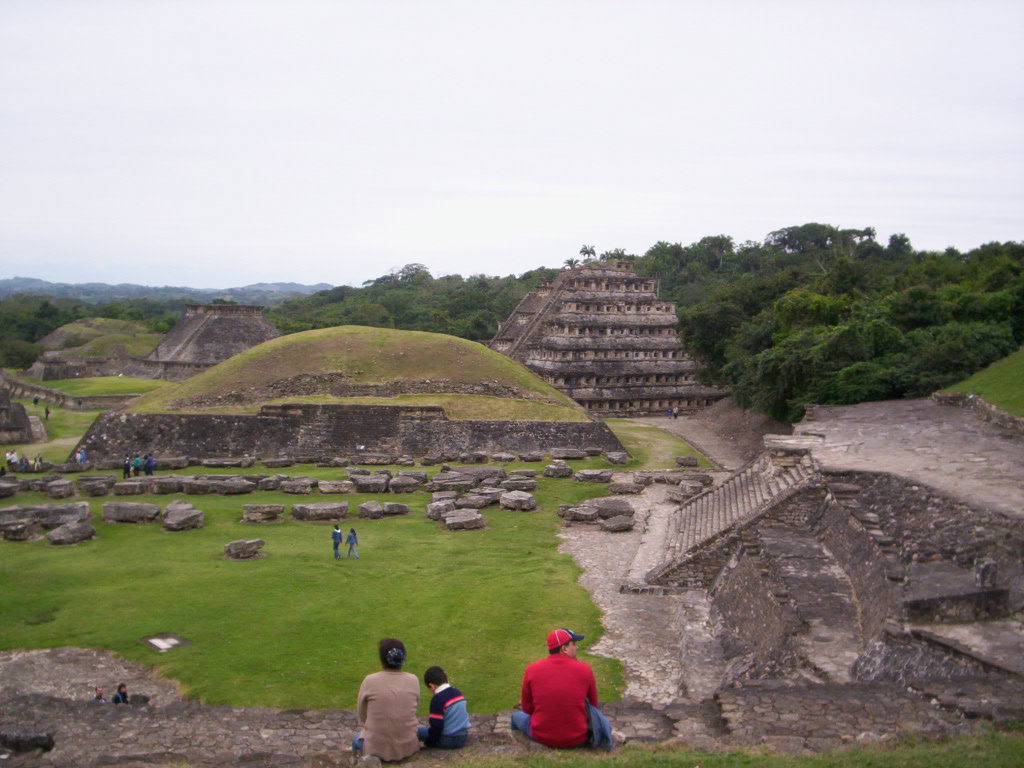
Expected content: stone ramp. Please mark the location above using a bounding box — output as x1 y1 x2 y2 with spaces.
628 450 817 587
757 525 864 682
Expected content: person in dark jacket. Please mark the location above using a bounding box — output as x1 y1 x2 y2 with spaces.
417 666 470 749
112 683 129 705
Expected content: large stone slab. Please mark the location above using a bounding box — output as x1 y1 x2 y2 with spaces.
599 515 636 532
590 497 635 519
47 522 97 545
112 480 151 496
558 505 600 523
162 500 205 531
280 479 314 494
441 511 485 530
0 502 91 529
551 448 588 460
608 482 645 495
102 502 160 523
291 502 349 521
387 476 421 494
500 478 538 492
357 501 384 519
383 502 410 516
212 479 256 495
76 475 117 497
574 469 614 483
426 500 456 520
318 480 355 494
606 451 631 465
351 475 389 494
241 504 285 523
45 479 75 500
500 491 538 511
225 539 264 559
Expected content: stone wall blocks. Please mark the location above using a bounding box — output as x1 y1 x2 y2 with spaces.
102 502 160 523
47 522 96 545
291 502 349 522
163 501 205 531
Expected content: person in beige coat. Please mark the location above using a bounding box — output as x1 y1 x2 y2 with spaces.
353 638 420 761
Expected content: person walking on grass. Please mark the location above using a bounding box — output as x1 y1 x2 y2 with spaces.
332 525 342 560
346 527 359 558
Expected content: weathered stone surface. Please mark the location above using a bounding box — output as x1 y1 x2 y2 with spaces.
151 476 184 494
354 452 395 465
45 479 74 500
551 448 588 460
46 522 97 545
240 504 285 523
500 478 538 491
358 501 384 519
0 520 37 541
261 458 294 468
518 451 545 462
543 462 574 478
606 451 630 465
0 482 18 498
455 494 490 509
590 497 635 518
599 515 635 532
102 502 160 523
676 472 714 486
397 470 428 482
291 502 348 521
458 451 489 464
203 457 255 468
112 480 150 496
509 469 538 478
212 479 255 495
225 539 264 559
558 505 600 523
426 500 456 520
431 491 458 501
181 477 214 495
387 476 421 494
1 502 92 529
442 510 485 530
154 456 190 470
447 466 508 480
609 482 645 495
430 480 476 494
318 480 355 494
500 491 538 511
491 452 517 463
574 469 614 483
257 476 283 491
351 474 390 494
162 501 205 532
419 454 442 465
675 456 700 467
280 479 314 494
383 502 410 516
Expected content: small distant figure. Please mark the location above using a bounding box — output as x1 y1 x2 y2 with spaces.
33 397 39 406
112 683 129 705
672 406 678 420
418 666 470 749
346 528 359 559
131 455 142 477
975 559 998 589
90 686 106 703
44 406 50 420
33 456 43 472
144 454 155 476
122 456 132 480
332 525 342 560
6 449 18 470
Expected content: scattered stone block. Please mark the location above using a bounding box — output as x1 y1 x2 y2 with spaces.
1 520 37 541
151 477 184 494
419 455 442 465
387 476 421 494
455 494 489 509
352 475 390 494
551 448 587 460
509 469 538 478
225 539 264 559
0 482 18 498
500 478 538 492
676 472 714 486
426 500 456 520
543 462 574 478
358 501 384 519
442 511 485 530
261 458 294 468
241 504 285 523
608 482 644 495
518 451 545 463
162 500 205 531
113 481 150 496
154 456 189 470
258 476 283 491
598 518 634 536
354 452 395 465
590 497 634 519
458 451 489 464
584 446 604 456
45 479 74 500
103 502 160 523
605 452 630 465
431 491 458 501
383 502 410 516
212 479 255 495
181 477 214 495
558 505 599 523
203 458 245 468
491 452 517 463
397 470 428 482
280 479 314 494
573 469 614 483
318 480 355 494
675 456 700 468
449 466 508 480
3 502 93 529
432 480 476 494
500 491 537 511
292 502 349 521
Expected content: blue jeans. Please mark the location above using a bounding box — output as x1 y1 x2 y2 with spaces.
510 703 612 750
352 731 363 751
417 725 468 749
333 543 340 559
347 543 359 558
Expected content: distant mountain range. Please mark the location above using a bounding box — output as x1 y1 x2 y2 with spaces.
0 277 334 306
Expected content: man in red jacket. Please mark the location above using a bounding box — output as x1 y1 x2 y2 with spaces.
510 628 613 749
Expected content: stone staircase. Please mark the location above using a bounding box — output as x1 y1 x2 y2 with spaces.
624 450 818 590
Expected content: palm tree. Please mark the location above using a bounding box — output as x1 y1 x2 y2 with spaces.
579 245 596 261
563 258 580 268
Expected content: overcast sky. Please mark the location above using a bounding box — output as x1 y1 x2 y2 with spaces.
2 1 1022 289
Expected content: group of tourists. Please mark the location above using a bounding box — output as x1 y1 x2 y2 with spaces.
122 454 155 478
331 525 359 559
89 683 129 705
4 449 42 473
352 628 612 762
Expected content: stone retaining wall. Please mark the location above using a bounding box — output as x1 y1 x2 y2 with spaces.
0 370 135 411
710 550 790 662
932 392 1024 436
75 403 622 462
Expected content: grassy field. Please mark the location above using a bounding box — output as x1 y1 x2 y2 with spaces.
604 418 711 469
7 399 103 463
945 347 1024 416
37 317 163 358
0 459 626 714
130 326 582 415
14 375 169 396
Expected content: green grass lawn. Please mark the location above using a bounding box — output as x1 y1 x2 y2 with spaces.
944 347 1024 417
8 399 103 463
15 375 170 396
604 418 711 469
0 467 623 715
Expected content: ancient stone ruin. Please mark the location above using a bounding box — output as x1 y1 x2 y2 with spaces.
490 260 724 415
0 390 33 443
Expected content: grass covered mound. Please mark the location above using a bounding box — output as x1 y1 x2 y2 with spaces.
37 317 163 358
129 326 587 420
944 347 1024 417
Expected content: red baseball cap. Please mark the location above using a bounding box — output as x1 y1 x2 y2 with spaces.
547 628 584 651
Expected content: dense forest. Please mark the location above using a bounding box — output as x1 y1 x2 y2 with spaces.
2 223 1021 422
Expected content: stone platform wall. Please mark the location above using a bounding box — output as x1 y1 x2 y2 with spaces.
75 403 622 462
